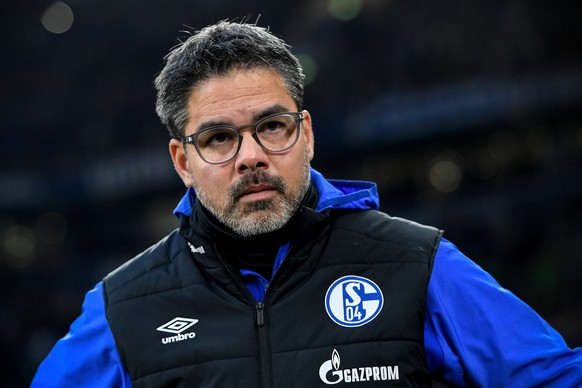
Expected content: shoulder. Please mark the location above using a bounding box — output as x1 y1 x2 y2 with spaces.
335 209 440 234
103 229 187 303
332 209 443 256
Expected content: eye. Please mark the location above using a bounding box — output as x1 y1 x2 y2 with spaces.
263 120 284 132
258 116 293 135
198 128 237 148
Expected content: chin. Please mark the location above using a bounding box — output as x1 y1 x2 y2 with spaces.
232 210 291 237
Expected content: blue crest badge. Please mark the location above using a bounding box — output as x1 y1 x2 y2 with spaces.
325 275 384 327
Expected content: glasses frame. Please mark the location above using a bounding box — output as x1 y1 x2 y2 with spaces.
182 111 304 164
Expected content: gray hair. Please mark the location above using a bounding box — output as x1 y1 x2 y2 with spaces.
154 20 305 139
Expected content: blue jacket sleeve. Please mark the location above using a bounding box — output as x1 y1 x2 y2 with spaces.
31 282 131 387
424 238 582 386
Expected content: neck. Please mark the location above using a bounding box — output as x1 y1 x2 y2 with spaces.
191 183 318 278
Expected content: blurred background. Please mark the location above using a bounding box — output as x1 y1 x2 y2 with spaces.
2 0 581 385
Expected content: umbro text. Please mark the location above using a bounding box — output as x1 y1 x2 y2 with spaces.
161 332 196 344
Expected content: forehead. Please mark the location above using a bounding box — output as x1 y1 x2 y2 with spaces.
186 67 296 127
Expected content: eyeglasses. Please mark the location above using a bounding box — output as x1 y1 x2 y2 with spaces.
183 111 304 164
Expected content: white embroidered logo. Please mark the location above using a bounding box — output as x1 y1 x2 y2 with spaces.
188 243 205 254
319 349 399 384
157 317 198 344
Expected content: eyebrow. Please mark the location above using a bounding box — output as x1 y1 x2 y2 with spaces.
195 104 291 133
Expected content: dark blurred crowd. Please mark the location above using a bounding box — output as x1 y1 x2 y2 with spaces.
1 1 581 385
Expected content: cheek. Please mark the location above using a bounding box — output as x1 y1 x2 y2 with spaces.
193 166 231 195
279 151 309 187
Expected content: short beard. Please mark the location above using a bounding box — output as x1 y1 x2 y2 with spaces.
195 151 311 237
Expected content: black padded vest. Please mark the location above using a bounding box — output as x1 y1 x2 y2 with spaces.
103 208 443 387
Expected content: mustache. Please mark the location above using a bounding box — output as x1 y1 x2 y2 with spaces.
229 170 286 201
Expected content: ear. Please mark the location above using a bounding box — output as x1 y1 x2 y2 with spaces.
301 110 315 160
169 139 193 187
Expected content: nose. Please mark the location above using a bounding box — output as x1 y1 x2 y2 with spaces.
234 132 269 173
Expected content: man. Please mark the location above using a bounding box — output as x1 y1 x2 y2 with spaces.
33 21 581 387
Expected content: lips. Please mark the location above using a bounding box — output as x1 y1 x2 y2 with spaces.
238 184 278 201
241 184 277 196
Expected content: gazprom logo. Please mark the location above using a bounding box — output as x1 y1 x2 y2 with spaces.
319 349 399 384
325 276 383 327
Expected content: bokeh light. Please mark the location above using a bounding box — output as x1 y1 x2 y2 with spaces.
328 0 362 21
429 160 463 193
40 2 74 34
428 151 464 193
2 224 36 269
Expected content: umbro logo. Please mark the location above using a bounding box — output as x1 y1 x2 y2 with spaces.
157 317 199 345
157 317 198 333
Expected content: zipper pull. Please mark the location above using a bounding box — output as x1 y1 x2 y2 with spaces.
256 302 265 327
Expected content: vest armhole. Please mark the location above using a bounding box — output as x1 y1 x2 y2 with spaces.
428 230 445 277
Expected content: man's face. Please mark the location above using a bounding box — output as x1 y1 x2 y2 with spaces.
170 67 314 236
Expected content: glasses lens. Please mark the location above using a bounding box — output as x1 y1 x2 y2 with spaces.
256 114 299 151
196 127 238 163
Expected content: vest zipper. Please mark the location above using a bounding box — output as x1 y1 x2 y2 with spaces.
212 242 291 388
211 244 271 387
256 301 265 326
254 244 292 388
256 301 272 388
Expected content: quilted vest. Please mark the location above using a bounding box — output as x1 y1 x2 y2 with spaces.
103 208 443 387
